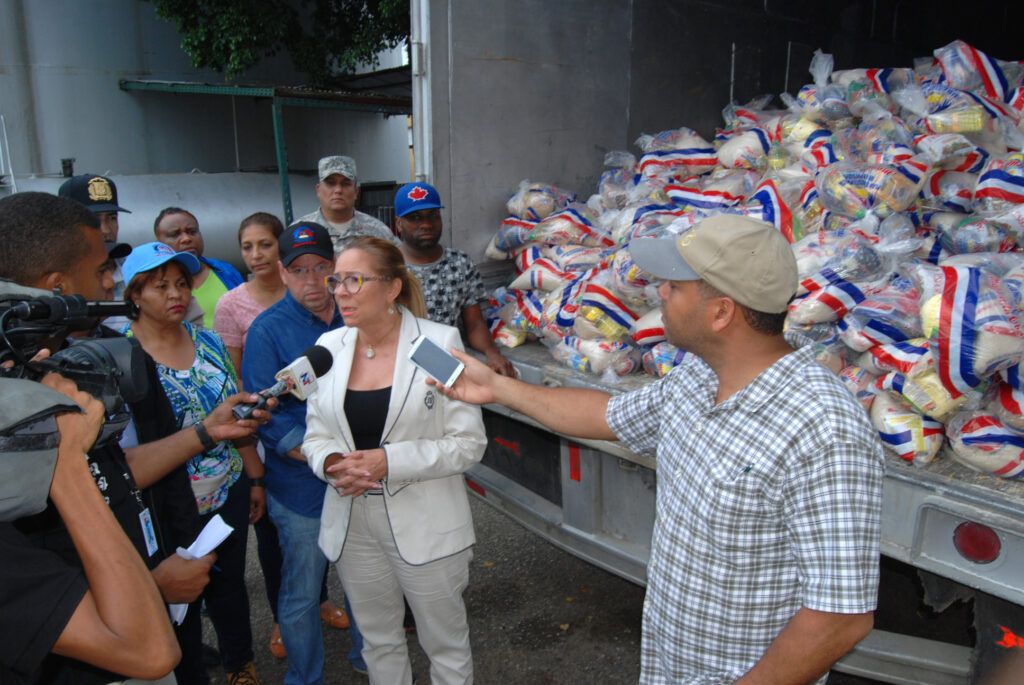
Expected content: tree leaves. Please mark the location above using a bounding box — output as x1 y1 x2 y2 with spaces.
152 0 410 84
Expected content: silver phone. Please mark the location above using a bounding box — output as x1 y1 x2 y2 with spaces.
408 335 465 388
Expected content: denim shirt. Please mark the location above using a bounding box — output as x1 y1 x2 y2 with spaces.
243 291 342 517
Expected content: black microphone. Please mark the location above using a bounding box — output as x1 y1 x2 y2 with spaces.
232 345 334 420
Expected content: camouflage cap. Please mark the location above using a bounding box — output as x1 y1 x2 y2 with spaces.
318 155 357 182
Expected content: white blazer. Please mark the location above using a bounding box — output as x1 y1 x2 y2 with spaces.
303 308 487 565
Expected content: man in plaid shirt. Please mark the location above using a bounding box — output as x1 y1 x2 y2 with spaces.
435 214 884 683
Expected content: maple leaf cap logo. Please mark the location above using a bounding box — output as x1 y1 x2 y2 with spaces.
408 186 429 201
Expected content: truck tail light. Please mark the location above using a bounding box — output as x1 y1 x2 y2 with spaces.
953 521 1001 564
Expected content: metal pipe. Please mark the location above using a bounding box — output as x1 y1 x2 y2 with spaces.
231 96 240 172
1 115 17 192
410 0 432 182
271 99 293 224
729 42 737 104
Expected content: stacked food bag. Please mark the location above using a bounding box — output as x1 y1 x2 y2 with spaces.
484 40 1024 478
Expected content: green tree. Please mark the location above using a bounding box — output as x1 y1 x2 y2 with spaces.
152 0 409 84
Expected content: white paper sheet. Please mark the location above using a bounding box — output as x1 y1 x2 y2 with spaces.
168 514 233 624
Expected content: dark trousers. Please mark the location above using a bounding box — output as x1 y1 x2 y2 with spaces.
175 474 254 683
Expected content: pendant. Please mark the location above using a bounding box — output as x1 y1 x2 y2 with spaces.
366 346 376 359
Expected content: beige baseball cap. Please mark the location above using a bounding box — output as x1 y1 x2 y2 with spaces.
629 214 798 313
318 155 356 182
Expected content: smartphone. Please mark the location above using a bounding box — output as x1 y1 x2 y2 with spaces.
408 335 465 388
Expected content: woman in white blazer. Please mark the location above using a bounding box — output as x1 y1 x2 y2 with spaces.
303 237 487 685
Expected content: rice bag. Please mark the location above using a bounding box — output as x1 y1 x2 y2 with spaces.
530 205 614 247
745 179 801 243
914 263 1024 396
870 390 946 465
839 283 922 351
947 411 1024 478
539 281 586 337
857 339 931 375
973 153 1024 217
717 127 771 169
914 133 989 172
547 244 611 272
508 258 576 292
490 217 538 255
506 181 576 221
512 245 543 273
630 308 665 347
995 364 1024 432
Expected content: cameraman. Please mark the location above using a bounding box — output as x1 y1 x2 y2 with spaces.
1 374 180 683
0 192 274 684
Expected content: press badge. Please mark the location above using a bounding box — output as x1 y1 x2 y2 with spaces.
140 507 158 557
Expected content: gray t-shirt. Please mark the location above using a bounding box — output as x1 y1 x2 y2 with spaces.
406 248 488 328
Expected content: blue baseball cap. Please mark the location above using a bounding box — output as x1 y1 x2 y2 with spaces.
121 241 201 287
394 182 444 218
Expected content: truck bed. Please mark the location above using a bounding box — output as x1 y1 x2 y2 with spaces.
476 343 1024 607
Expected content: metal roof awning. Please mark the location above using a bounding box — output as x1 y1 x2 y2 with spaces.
119 78 412 222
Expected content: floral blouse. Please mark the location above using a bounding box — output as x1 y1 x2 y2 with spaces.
125 321 242 514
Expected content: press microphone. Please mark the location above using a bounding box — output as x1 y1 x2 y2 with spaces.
232 345 333 420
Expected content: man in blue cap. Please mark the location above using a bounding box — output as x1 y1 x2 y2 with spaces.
395 182 514 375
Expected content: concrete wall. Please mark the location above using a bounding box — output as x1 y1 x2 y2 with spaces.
427 0 633 262
0 0 409 184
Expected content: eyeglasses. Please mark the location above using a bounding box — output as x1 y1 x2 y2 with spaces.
286 263 333 279
325 273 389 294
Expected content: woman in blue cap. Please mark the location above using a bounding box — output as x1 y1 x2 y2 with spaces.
120 241 266 685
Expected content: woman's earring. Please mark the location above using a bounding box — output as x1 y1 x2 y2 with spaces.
388 304 396 315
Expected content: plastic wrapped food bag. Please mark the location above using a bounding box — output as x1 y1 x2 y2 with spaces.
857 339 930 375
914 133 989 172
973 153 1024 217
717 127 771 170
839 283 922 351
933 40 1023 105
490 319 527 349
529 204 614 247
875 356 969 422
914 263 1024 396
508 258 577 292
512 245 543 273
871 390 945 465
506 181 576 221
665 183 744 211
599 167 635 210
919 170 977 213
573 282 640 342
995 364 1024 432
792 50 851 122
947 411 1024 478
489 217 537 257
610 248 653 305
838 365 878 410
635 128 718 179
745 179 801 243
816 160 928 220
938 215 1014 254
894 84 988 135
642 341 689 378
550 336 634 376
547 244 611 272
630 308 665 347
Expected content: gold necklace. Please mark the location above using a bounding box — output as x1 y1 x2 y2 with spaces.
362 313 400 359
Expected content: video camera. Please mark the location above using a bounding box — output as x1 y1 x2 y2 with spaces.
0 280 148 449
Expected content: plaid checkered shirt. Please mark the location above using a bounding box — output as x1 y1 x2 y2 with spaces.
607 336 884 684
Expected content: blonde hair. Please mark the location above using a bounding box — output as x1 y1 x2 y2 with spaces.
343 236 427 318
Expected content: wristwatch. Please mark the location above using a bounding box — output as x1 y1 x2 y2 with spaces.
249 477 266 488
193 422 218 451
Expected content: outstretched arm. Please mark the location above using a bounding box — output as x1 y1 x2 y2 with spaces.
43 374 180 680
430 347 616 441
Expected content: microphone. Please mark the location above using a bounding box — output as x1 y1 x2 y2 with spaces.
232 345 333 420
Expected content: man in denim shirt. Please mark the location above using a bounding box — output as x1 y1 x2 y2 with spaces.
243 221 365 683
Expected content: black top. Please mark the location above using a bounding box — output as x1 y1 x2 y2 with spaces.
0 523 88 684
344 387 392 450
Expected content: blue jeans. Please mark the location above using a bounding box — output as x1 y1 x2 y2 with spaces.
269 491 330 685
